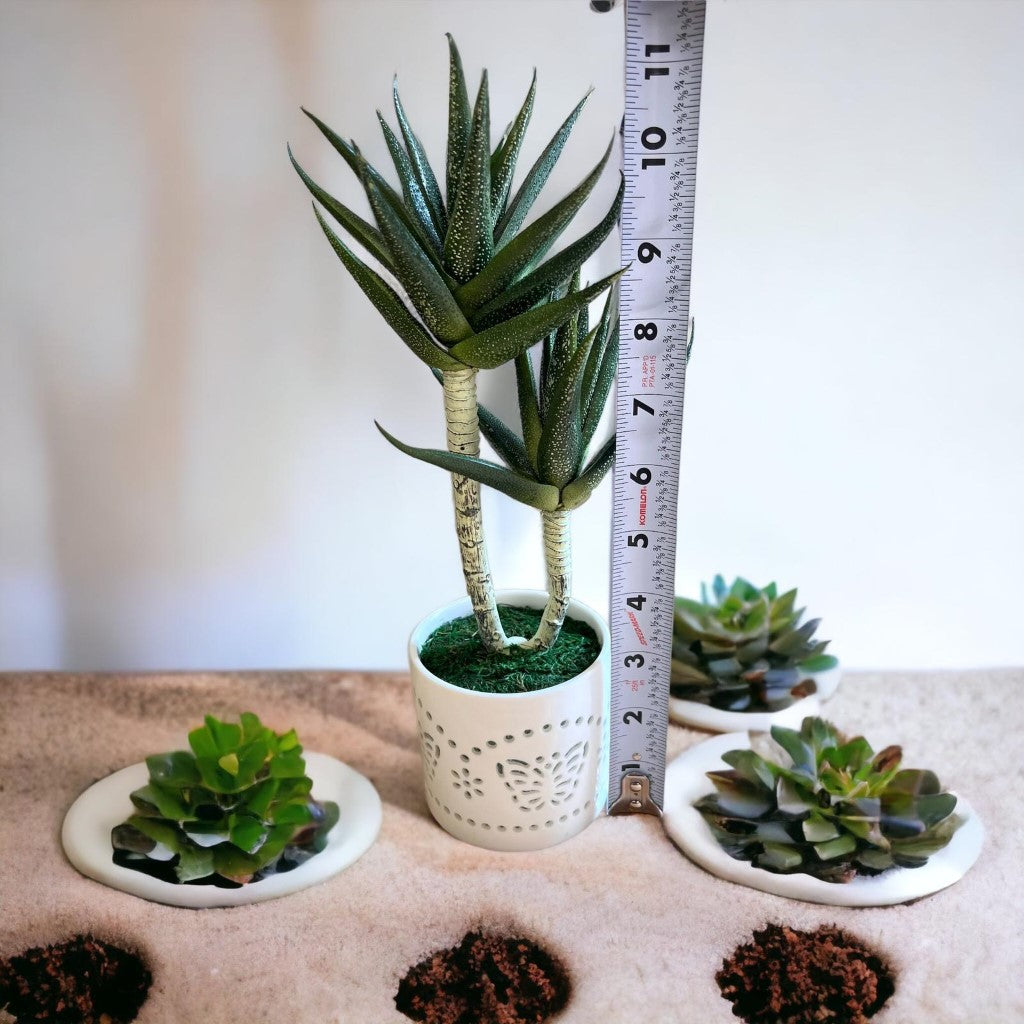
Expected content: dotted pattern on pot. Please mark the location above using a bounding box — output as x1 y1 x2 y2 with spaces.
415 702 605 834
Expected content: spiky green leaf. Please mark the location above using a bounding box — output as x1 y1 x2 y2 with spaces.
375 422 560 511
444 71 493 281
444 34 472 210
490 71 536 218
450 268 622 369
393 79 447 236
515 351 543 470
376 112 444 254
313 206 461 370
494 91 591 247
560 434 615 509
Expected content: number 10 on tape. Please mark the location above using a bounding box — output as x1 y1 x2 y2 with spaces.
608 0 705 815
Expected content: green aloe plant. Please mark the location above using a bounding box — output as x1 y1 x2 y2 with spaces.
695 717 961 883
671 576 839 711
111 713 339 886
290 37 622 654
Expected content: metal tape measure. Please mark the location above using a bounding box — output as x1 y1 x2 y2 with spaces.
609 0 705 815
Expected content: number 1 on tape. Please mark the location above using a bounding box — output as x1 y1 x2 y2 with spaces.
608 0 705 815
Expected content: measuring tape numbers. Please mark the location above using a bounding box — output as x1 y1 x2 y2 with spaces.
609 0 705 815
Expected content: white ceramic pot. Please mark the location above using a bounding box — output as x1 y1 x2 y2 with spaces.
409 590 610 852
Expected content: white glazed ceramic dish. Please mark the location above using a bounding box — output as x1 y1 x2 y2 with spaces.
668 663 840 733
409 590 610 852
61 752 382 908
663 731 984 907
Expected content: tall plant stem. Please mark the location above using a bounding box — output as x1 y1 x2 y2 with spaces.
520 508 571 652
442 367 508 651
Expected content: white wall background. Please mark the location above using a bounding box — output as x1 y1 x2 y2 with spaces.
1 0 1021 672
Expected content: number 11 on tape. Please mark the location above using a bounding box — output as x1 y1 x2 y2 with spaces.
608 0 705 816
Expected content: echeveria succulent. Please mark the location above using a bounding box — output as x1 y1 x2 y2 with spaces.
111 712 338 886
672 576 838 711
695 716 961 883
291 37 621 654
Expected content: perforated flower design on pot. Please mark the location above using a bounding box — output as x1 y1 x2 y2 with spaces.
496 741 589 811
420 730 441 783
452 766 485 800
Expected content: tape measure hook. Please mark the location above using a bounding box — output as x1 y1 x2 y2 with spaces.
608 772 662 817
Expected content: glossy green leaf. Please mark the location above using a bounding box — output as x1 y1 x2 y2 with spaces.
375 422 560 511
477 402 534 477
445 34 472 210
538 321 598 487
229 815 268 854
515 351 542 470
364 176 473 345
450 268 622 369
490 70 535 218
129 783 190 821
581 317 618 450
288 146 395 272
456 139 613 315
376 112 444 254
494 90 591 248
144 751 200 788
313 206 461 370
393 79 447 236
175 844 216 883
444 71 493 281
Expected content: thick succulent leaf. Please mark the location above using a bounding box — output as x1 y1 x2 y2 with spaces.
229 815 268 855
450 268 623 369
313 206 461 370
456 140 613 316
802 813 840 843
538 322 599 487
364 176 472 345
770 618 823 657
300 109 445 270
126 813 186 850
376 113 444 254
212 843 262 881
375 422 560 511
813 834 858 861
490 71 536 218
581 322 618 452
889 814 960 857
775 774 814 816
494 90 591 248
242 778 280 819
445 34 472 210
515 351 543 470
581 287 615 415
130 783 190 821
560 434 614 510
269 749 307 779
771 725 817 775
289 147 395 272
313 801 341 851
444 71 493 281
393 79 447 236
145 751 200 788
722 749 777 791
799 652 839 672
175 844 216 883
757 842 805 872
477 402 534 477
705 771 774 818
886 768 942 797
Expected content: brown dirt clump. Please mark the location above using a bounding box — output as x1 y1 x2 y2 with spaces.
717 923 895 1024
395 929 571 1024
0 934 151 1023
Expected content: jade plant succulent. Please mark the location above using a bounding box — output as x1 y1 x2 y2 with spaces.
695 716 961 883
111 713 339 886
290 37 621 656
671 576 838 711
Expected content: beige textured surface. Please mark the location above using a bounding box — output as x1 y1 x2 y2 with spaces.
1 669 1022 1023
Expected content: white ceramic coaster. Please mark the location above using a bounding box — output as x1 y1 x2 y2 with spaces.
663 732 984 907
668 664 840 733
62 752 381 908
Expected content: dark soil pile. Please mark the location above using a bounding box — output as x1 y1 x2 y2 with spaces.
395 930 571 1024
0 935 151 1023
420 605 599 693
717 923 895 1024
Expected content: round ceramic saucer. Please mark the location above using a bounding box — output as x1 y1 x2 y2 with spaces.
662 731 984 907
668 664 841 733
62 752 381 908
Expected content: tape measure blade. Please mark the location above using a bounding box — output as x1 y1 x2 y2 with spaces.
609 0 705 813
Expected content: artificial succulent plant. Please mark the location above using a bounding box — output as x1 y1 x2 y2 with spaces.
111 712 339 886
671 576 838 711
695 716 961 883
291 37 621 655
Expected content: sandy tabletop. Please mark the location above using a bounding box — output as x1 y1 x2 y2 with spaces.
1 668 1022 1023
